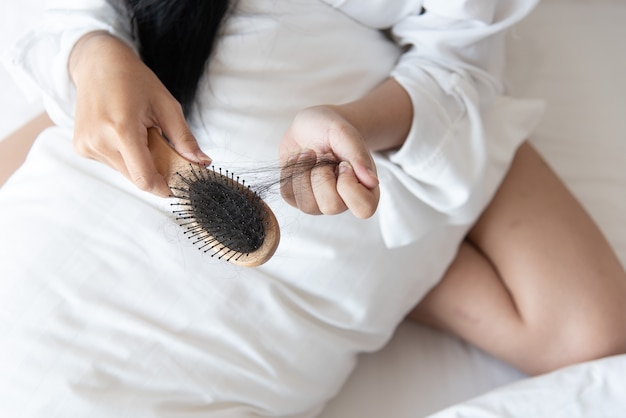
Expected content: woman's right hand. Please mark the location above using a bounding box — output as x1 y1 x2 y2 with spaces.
69 31 211 197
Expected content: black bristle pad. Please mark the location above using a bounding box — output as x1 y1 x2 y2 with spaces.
171 165 267 258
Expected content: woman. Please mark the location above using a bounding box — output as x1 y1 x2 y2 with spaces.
1 0 625 416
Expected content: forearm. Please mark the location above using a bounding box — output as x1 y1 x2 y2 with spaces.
69 31 139 87
331 78 413 153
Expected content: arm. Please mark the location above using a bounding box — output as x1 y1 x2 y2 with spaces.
281 1 543 230
7 1 210 196
330 78 413 153
387 1 541 209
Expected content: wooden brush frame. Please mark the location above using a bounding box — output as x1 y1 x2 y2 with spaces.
147 128 280 267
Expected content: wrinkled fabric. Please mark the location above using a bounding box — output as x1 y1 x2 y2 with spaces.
1 0 542 416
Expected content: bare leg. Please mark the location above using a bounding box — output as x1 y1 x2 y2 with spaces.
409 142 626 375
0 112 53 187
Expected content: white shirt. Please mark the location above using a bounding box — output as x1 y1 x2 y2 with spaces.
7 0 543 247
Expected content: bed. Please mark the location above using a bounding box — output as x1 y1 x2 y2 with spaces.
1 0 625 416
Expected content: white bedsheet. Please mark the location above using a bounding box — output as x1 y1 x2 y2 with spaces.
2 0 625 416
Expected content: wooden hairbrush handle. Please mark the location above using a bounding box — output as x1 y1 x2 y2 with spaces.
146 128 280 267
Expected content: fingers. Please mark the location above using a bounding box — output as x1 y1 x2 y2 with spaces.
73 91 209 197
291 150 336 215
336 161 378 219
281 150 319 213
326 122 379 191
279 106 380 218
310 158 345 215
76 118 209 197
70 33 209 197
281 151 378 218
74 124 171 197
279 152 301 210
119 129 171 197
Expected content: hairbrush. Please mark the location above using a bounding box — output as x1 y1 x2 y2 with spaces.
147 128 280 267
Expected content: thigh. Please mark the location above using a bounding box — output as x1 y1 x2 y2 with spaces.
410 142 626 374
468 142 626 327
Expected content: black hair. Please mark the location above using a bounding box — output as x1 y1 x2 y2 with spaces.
125 0 232 116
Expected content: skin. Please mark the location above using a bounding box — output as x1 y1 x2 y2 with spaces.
278 79 412 219
410 143 626 375
0 112 53 187
6 30 626 376
69 31 212 197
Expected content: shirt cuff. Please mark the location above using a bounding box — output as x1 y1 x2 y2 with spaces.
4 2 135 127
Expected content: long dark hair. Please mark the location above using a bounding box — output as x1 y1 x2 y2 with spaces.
125 0 232 116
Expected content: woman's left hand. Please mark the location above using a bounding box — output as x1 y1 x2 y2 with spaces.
279 106 380 219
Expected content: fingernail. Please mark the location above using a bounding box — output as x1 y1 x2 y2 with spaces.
196 150 212 163
338 161 353 174
181 150 211 164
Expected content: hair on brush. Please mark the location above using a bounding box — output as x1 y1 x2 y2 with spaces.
147 128 280 267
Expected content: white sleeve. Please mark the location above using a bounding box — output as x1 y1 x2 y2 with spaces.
3 0 135 127
374 0 545 247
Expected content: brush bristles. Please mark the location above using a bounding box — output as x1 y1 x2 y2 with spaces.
165 157 338 264
170 164 269 262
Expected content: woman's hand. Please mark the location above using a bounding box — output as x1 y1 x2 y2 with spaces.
279 78 413 219
279 106 380 219
69 31 211 197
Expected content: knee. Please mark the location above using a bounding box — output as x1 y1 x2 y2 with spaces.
525 312 626 376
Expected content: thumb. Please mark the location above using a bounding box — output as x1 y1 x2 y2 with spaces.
351 159 379 191
157 104 212 165
328 123 379 190
336 161 379 219
169 128 212 165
